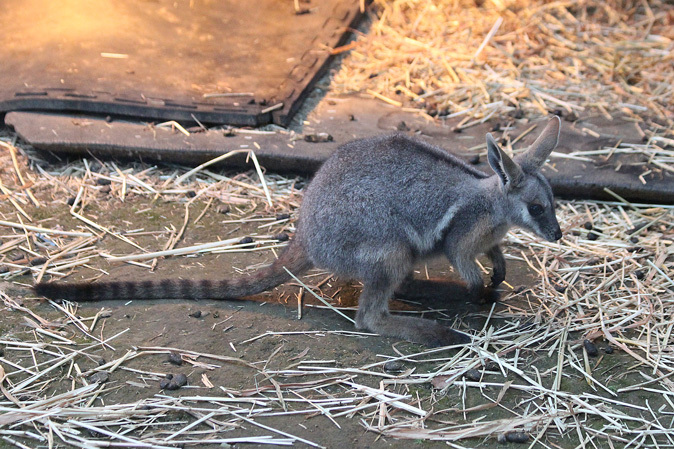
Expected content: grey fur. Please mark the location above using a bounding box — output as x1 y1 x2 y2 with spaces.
35 118 563 347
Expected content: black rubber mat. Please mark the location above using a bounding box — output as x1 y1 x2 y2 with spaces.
0 0 363 126
7 106 674 204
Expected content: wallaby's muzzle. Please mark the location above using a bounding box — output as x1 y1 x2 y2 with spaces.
543 224 563 242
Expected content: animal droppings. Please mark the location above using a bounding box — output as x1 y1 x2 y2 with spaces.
168 352 183 365
583 339 599 357
383 361 406 373
160 373 188 391
88 372 109 384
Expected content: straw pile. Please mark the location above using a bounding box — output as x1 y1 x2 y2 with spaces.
335 0 674 124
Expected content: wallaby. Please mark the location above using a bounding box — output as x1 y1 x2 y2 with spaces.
35 117 563 347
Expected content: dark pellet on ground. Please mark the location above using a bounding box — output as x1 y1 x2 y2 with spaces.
554 285 567 293
635 269 647 280
238 236 254 246
168 352 183 365
469 154 480 165
583 339 599 357
514 285 527 294
29 257 47 266
628 222 648 234
88 372 109 384
276 213 291 221
160 375 173 390
571 230 581 236
464 369 481 382
96 358 106 366
491 122 501 132
583 221 593 230
189 310 202 318
186 191 197 198
603 345 614 354
274 233 289 242
348 114 356 121
587 231 599 241
67 197 76 206
173 373 188 387
629 236 639 244
161 373 187 390
96 178 111 186
383 361 406 373
504 432 530 443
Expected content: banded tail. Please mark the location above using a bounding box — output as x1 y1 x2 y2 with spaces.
34 241 312 302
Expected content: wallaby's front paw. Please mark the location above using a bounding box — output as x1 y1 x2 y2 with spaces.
490 271 505 287
426 327 471 348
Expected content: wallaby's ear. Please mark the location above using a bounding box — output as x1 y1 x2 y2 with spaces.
486 133 523 189
516 116 561 172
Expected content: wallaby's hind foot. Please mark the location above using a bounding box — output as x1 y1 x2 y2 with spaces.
355 270 471 347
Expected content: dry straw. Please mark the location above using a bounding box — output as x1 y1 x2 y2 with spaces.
335 0 674 125
2 126 673 447
1 2 674 443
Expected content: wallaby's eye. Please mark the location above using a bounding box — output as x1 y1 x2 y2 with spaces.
528 204 544 217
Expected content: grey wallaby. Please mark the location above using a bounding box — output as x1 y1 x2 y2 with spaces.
35 117 563 347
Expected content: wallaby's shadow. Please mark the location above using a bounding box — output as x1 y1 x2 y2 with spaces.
394 277 490 314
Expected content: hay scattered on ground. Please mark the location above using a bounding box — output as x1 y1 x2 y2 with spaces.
1 133 674 447
335 0 674 124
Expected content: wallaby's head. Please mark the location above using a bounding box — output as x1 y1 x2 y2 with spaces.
486 116 562 242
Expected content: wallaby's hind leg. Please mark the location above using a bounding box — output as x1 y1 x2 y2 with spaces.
355 270 470 347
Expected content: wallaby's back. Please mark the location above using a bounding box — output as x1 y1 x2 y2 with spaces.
298 134 490 275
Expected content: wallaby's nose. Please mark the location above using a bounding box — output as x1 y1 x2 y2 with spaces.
553 227 563 241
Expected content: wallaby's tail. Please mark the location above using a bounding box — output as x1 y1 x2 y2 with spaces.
34 240 313 302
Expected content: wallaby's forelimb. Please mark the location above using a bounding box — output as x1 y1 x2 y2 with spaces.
487 245 506 287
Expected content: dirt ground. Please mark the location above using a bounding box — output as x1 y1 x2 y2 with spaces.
1 142 672 449
0 190 523 448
